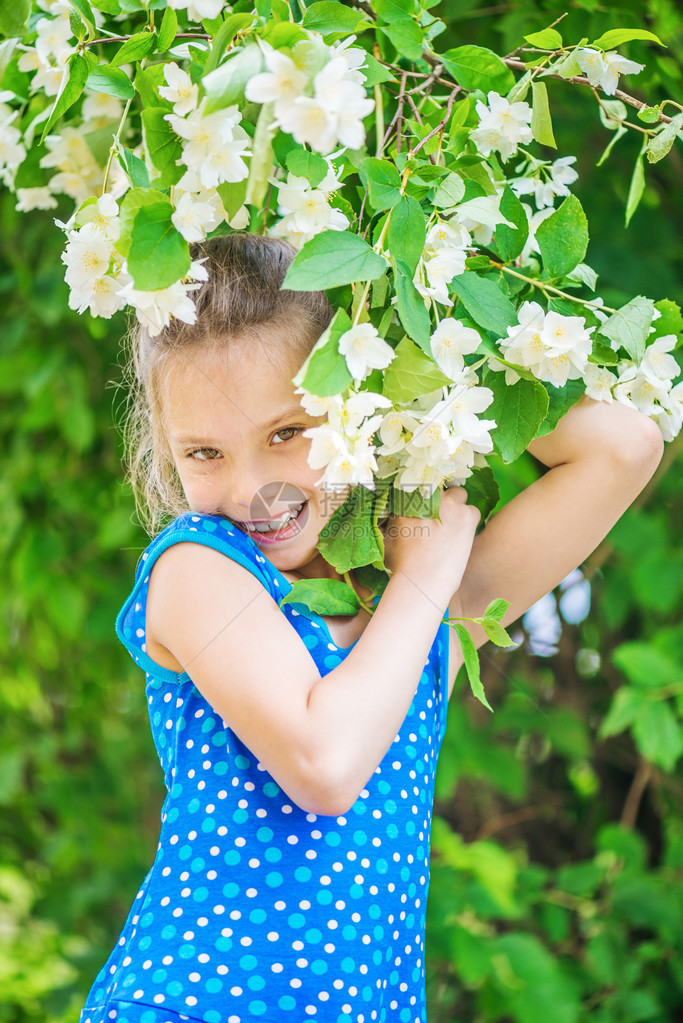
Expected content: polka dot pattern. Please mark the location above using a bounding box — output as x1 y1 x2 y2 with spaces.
80 513 450 1023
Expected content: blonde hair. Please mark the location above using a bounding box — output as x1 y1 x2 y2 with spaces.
122 234 333 535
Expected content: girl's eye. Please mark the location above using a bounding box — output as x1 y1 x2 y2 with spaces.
187 447 222 461
272 427 301 445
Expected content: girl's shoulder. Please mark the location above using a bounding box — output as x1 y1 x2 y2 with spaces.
116 512 284 682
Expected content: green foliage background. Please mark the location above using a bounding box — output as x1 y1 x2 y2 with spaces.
1 0 681 1020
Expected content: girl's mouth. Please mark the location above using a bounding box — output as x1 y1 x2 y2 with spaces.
235 500 310 544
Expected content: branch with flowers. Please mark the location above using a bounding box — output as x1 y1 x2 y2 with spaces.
1 0 681 707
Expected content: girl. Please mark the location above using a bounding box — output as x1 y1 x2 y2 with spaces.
80 233 663 1023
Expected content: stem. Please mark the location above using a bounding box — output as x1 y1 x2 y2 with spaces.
102 95 133 195
85 32 210 47
342 571 376 615
489 260 619 314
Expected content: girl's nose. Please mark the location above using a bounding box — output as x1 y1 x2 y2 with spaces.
227 461 273 519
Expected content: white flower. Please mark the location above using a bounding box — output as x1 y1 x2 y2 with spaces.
512 156 579 209
35 14 74 67
118 278 200 337
415 249 467 306
76 193 121 242
167 0 227 20
613 362 672 415
166 102 251 190
41 128 102 202
15 187 58 212
640 335 680 386
159 62 199 117
245 47 308 113
274 172 349 241
0 122 26 188
301 388 391 490
81 92 124 128
295 389 344 419
651 381 683 442
429 319 481 379
499 301 595 387
518 203 554 263
576 48 644 96
425 221 471 252
171 190 222 242
69 271 131 318
62 229 114 288
377 409 420 456
328 36 368 84
471 91 533 161
337 324 395 382
583 362 616 403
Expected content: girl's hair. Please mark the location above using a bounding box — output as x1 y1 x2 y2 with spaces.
122 234 334 536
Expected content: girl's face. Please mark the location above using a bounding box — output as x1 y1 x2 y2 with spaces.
160 336 349 580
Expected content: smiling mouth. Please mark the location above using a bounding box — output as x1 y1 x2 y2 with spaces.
231 500 309 538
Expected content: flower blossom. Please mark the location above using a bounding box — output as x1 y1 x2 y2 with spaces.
583 363 616 403
576 48 644 96
511 156 579 209
429 318 481 379
271 167 348 247
245 41 374 156
471 91 533 161
166 0 227 20
15 187 58 212
497 301 595 387
338 323 395 382
118 261 209 337
302 389 392 491
166 101 251 191
414 220 471 306
0 100 27 188
159 62 200 117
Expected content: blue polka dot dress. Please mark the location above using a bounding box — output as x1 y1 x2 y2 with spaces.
79 512 450 1023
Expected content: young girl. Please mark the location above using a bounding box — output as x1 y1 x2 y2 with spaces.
80 233 663 1023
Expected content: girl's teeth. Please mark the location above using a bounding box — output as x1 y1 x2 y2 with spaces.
244 502 304 533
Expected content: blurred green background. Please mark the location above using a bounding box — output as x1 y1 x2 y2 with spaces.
1 0 682 1020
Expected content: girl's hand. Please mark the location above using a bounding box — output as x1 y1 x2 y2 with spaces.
382 486 480 603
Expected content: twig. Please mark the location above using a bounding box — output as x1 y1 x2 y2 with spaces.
503 56 675 126
85 32 211 47
620 758 653 829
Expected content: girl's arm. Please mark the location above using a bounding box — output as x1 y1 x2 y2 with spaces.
446 396 664 685
146 488 478 817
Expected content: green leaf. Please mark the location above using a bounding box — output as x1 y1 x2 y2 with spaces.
361 157 402 211
440 45 514 94
280 577 360 616
203 42 263 112
633 702 683 772
599 686 647 738
485 371 549 463
204 13 257 73
142 107 183 187
590 28 664 49
531 81 556 148
318 484 388 575
534 378 585 439
612 641 681 689
387 195 425 276
156 5 178 53
388 483 441 519
625 147 646 226
484 597 510 622
380 20 424 60
450 272 517 336
646 112 683 165
393 259 431 349
117 147 150 188
597 296 656 362
463 465 499 522
216 178 247 220
246 101 276 207
652 299 683 339
433 172 465 210
86 64 135 100
0 0 29 37
126 202 191 290
375 0 419 21
286 148 329 188
382 336 451 403
293 307 354 396
523 28 563 49
358 49 396 86
302 1 369 34
110 30 157 67
282 231 387 291
117 187 168 258
68 0 97 36
637 106 661 124
482 619 514 647
453 623 493 712
40 52 91 141
495 185 529 261
536 194 589 277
